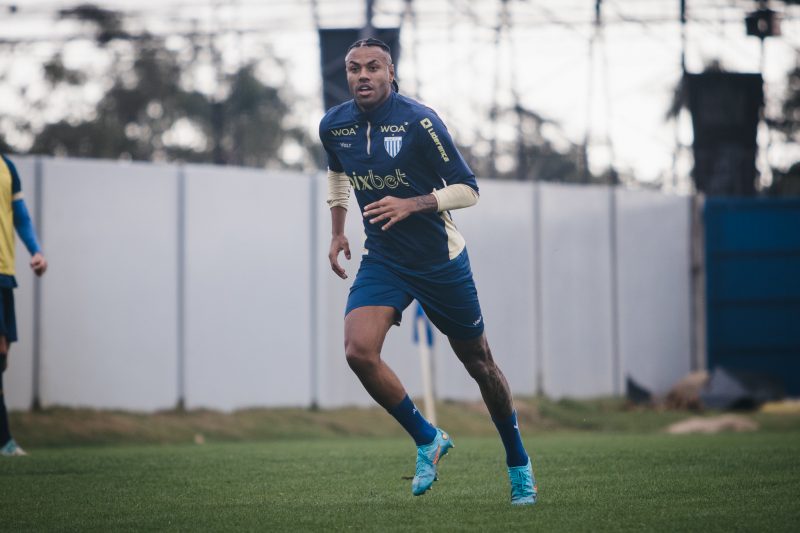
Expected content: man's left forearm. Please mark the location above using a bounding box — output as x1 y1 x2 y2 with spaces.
412 194 438 214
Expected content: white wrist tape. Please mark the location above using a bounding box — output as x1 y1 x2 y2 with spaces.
327 170 351 209
431 183 479 212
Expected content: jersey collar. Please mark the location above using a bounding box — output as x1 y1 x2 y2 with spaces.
353 91 396 123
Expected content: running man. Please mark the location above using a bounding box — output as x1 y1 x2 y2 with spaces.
0 155 47 457
318 38 536 505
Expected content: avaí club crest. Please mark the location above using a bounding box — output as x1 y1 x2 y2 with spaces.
384 136 402 158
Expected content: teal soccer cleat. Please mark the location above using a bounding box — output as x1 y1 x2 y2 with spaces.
508 458 537 505
0 439 27 457
411 428 454 496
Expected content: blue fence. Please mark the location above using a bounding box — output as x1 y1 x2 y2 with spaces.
705 198 800 396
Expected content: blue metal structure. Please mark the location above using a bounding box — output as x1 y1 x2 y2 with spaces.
705 198 800 396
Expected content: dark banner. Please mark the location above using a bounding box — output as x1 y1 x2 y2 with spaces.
686 72 763 195
318 28 401 111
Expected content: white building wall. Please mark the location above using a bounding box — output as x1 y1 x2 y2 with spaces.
616 189 693 395
38 158 179 410
183 165 312 410
540 184 615 398
3 157 693 411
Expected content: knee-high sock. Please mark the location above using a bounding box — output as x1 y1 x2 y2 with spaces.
493 410 529 467
387 394 437 446
0 354 10 446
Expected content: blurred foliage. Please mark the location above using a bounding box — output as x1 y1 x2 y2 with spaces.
459 105 594 184
6 4 311 169
767 59 800 196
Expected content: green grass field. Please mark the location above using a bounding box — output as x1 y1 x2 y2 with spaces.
2 429 799 532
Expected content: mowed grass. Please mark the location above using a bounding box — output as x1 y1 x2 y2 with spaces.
2 431 799 532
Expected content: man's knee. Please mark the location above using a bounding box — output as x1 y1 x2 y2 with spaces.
344 338 379 373
451 335 495 378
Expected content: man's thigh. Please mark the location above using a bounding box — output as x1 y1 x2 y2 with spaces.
344 306 397 356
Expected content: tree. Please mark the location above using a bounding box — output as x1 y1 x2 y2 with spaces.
768 57 800 196
7 4 304 169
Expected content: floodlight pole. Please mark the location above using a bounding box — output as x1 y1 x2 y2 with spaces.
361 0 376 38
680 0 687 72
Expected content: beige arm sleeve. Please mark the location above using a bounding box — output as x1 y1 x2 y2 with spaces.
431 183 479 212
327 170 351 209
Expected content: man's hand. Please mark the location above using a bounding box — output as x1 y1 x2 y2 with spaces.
30 252 47 277
363 195 437 231
329 234 351 279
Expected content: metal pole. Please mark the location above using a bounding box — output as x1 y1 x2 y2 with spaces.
176 165 186 410
361 0 376 38
680 0 687 72
309 175 319 410
608 187 621 396
31 156 43 411
533 182 544 396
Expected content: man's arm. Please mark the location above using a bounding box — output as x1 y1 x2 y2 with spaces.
5 155 47 276
327 170 352 279
329 206 351 279
12 199 47 276
362 194 438 231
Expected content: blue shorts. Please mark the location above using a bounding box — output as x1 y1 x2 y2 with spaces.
0 288 17 344
346 249 485 340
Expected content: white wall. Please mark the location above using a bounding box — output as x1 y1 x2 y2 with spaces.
5 156 694 411
539 184 616 398
38 158 179 410
616 189 692 395
183 165 312 410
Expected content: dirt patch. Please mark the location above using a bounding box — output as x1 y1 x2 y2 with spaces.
665 414 759 434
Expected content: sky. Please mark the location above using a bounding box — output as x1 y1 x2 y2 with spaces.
1 0 799 191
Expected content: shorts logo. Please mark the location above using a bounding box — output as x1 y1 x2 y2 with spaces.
384 136 402 158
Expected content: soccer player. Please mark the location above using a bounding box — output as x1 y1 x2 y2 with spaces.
0 155 47 457
318 38 537 505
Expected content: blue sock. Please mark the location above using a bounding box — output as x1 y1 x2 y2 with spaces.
0 358 10 446
493 410 529 467
387 395 437 446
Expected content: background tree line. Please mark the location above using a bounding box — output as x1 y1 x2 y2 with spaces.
0 3 798 193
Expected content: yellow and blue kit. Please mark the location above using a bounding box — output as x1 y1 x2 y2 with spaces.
0 155 42 342
319 92 485 339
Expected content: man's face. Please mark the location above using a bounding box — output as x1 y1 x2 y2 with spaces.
345 46 394 112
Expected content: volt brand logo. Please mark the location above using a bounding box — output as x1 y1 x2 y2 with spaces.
350 169 411 191
380 124 407 133
384 136 402 158
330 126 357 137
420 118 450 162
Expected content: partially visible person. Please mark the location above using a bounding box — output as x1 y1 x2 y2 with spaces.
0 154 47 457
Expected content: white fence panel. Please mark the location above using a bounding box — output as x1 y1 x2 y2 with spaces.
540 184 615 398
1 157 694 412
617 189 692 395
39 158 179 409
184 166 312 410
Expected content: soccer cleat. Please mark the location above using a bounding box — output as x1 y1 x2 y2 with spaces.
0 439 28 457
508 458 537 505
411 428 454 496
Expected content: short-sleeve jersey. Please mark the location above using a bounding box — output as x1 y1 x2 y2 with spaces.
319 92 478 268
0 155 22 282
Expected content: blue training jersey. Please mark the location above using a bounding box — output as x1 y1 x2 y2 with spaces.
319 91 478 268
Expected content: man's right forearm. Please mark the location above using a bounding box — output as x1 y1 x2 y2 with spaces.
331 206 347 236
